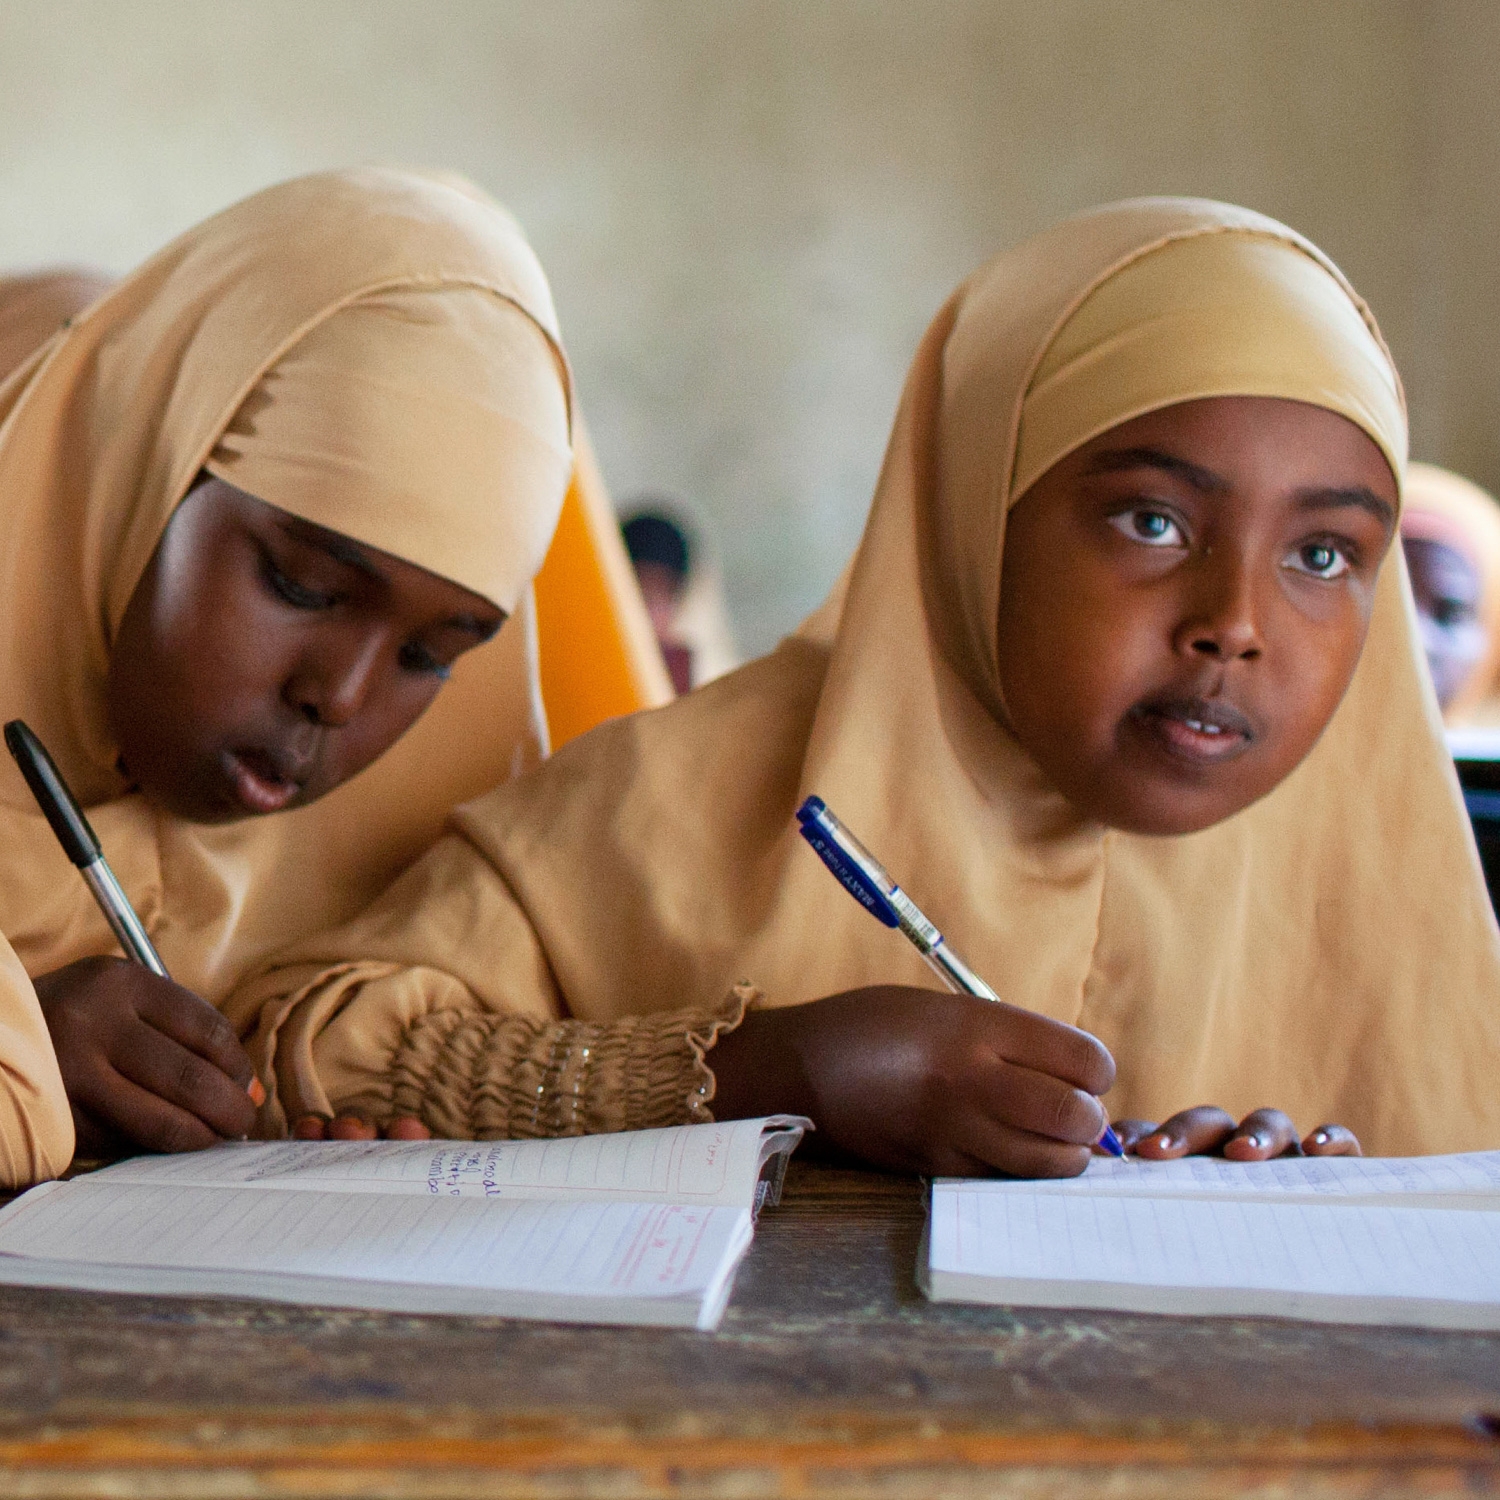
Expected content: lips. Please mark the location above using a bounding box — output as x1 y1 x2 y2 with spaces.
1128 696 1256 764
221 746 308 815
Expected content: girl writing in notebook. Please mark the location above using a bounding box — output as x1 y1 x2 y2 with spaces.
231 199 1500 1173
0 169 575 1158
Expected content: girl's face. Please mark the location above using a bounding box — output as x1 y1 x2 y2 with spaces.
1401 533 1488 711
107 477 506 823
995 396 1399 836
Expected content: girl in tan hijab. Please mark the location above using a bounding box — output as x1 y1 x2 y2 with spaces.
0 168 574 1156
232 198 1500 1169
1399 462 1500 722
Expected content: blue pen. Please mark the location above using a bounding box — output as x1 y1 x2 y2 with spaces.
796 795 1125 1158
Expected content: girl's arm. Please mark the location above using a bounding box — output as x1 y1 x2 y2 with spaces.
227 833 1113 1175
0 936 74 1185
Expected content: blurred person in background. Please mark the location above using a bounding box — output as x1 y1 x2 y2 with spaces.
622 502 739 694
1401 462 1500 722
0 269 113 382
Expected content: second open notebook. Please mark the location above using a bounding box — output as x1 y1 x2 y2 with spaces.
0 1116 808 1331
923 1149 1500 1330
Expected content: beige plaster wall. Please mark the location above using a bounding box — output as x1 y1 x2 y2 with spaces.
0 0 1477 650
1410 1 1500 493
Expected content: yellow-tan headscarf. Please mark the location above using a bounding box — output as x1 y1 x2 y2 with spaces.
0 167 572 1002
233 198 1500 1155
1400 462 1500 723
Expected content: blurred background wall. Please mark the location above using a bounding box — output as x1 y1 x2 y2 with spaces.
0 0 1494 652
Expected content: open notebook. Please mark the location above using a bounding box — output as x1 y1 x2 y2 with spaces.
923 1150 1500 1329
0 1116 807 1331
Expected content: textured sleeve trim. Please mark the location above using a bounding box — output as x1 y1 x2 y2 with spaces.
388 985 758 1140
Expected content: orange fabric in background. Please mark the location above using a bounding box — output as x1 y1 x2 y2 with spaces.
534 422 674 746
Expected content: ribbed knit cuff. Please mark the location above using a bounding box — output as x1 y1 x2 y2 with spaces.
388 984 757 1139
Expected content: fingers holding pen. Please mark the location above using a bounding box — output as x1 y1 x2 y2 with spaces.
969 1054 1108 1149
985 1001 1116 1098
951 1114 1094 1179
36 957 258 1151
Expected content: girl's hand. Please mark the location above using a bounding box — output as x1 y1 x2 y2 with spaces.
1111 1106 1362 1160
710 986 1116 1178
292 1114 431 1140
36 956 261 1156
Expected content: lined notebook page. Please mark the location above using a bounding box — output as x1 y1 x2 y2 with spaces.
927 1183 1500 1325
94 1117 790 1206
976 1150 1500 1203
0 1179 747 1300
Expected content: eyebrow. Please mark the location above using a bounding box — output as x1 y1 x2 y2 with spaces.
1086 447 1397 528
278 518 385 580
1083 447 1230 494
276 516 505 638
1293 486 1396 529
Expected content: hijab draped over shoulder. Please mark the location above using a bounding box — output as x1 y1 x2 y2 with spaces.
0 168 572 1004
231 198 1500 1156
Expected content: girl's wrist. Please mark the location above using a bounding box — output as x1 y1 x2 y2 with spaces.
708 1005 811 1122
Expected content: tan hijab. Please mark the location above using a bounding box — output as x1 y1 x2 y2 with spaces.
1400 462 1500 723
235 198 1500 1155
0 167 572 1001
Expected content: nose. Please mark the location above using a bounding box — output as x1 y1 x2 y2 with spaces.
1172 550 1264 663
284 630 388 728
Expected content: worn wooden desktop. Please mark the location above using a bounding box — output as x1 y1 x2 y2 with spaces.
0 1162 1494 1499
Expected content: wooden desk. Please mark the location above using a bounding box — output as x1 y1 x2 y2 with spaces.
0 1163 1495 1498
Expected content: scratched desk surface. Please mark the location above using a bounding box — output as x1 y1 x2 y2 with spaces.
0 1163 1495 1499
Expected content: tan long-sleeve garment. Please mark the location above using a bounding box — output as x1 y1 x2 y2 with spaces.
0 169 574 1008
0 937 72 1186
0 272 106 1182
230 199 1500 1156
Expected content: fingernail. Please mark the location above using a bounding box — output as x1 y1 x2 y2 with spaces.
247 1077 267 1107
1312 1130 1329 1145
1245 1133 1264 1149
1153 1134 1174 1150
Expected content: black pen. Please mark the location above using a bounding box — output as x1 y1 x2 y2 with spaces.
5 718 169 977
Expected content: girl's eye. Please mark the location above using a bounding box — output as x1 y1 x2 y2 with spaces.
398 641 452 680
1287 541 1351 580
1108 508 1185 548
262 555 338 611
1434 597 1476 629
